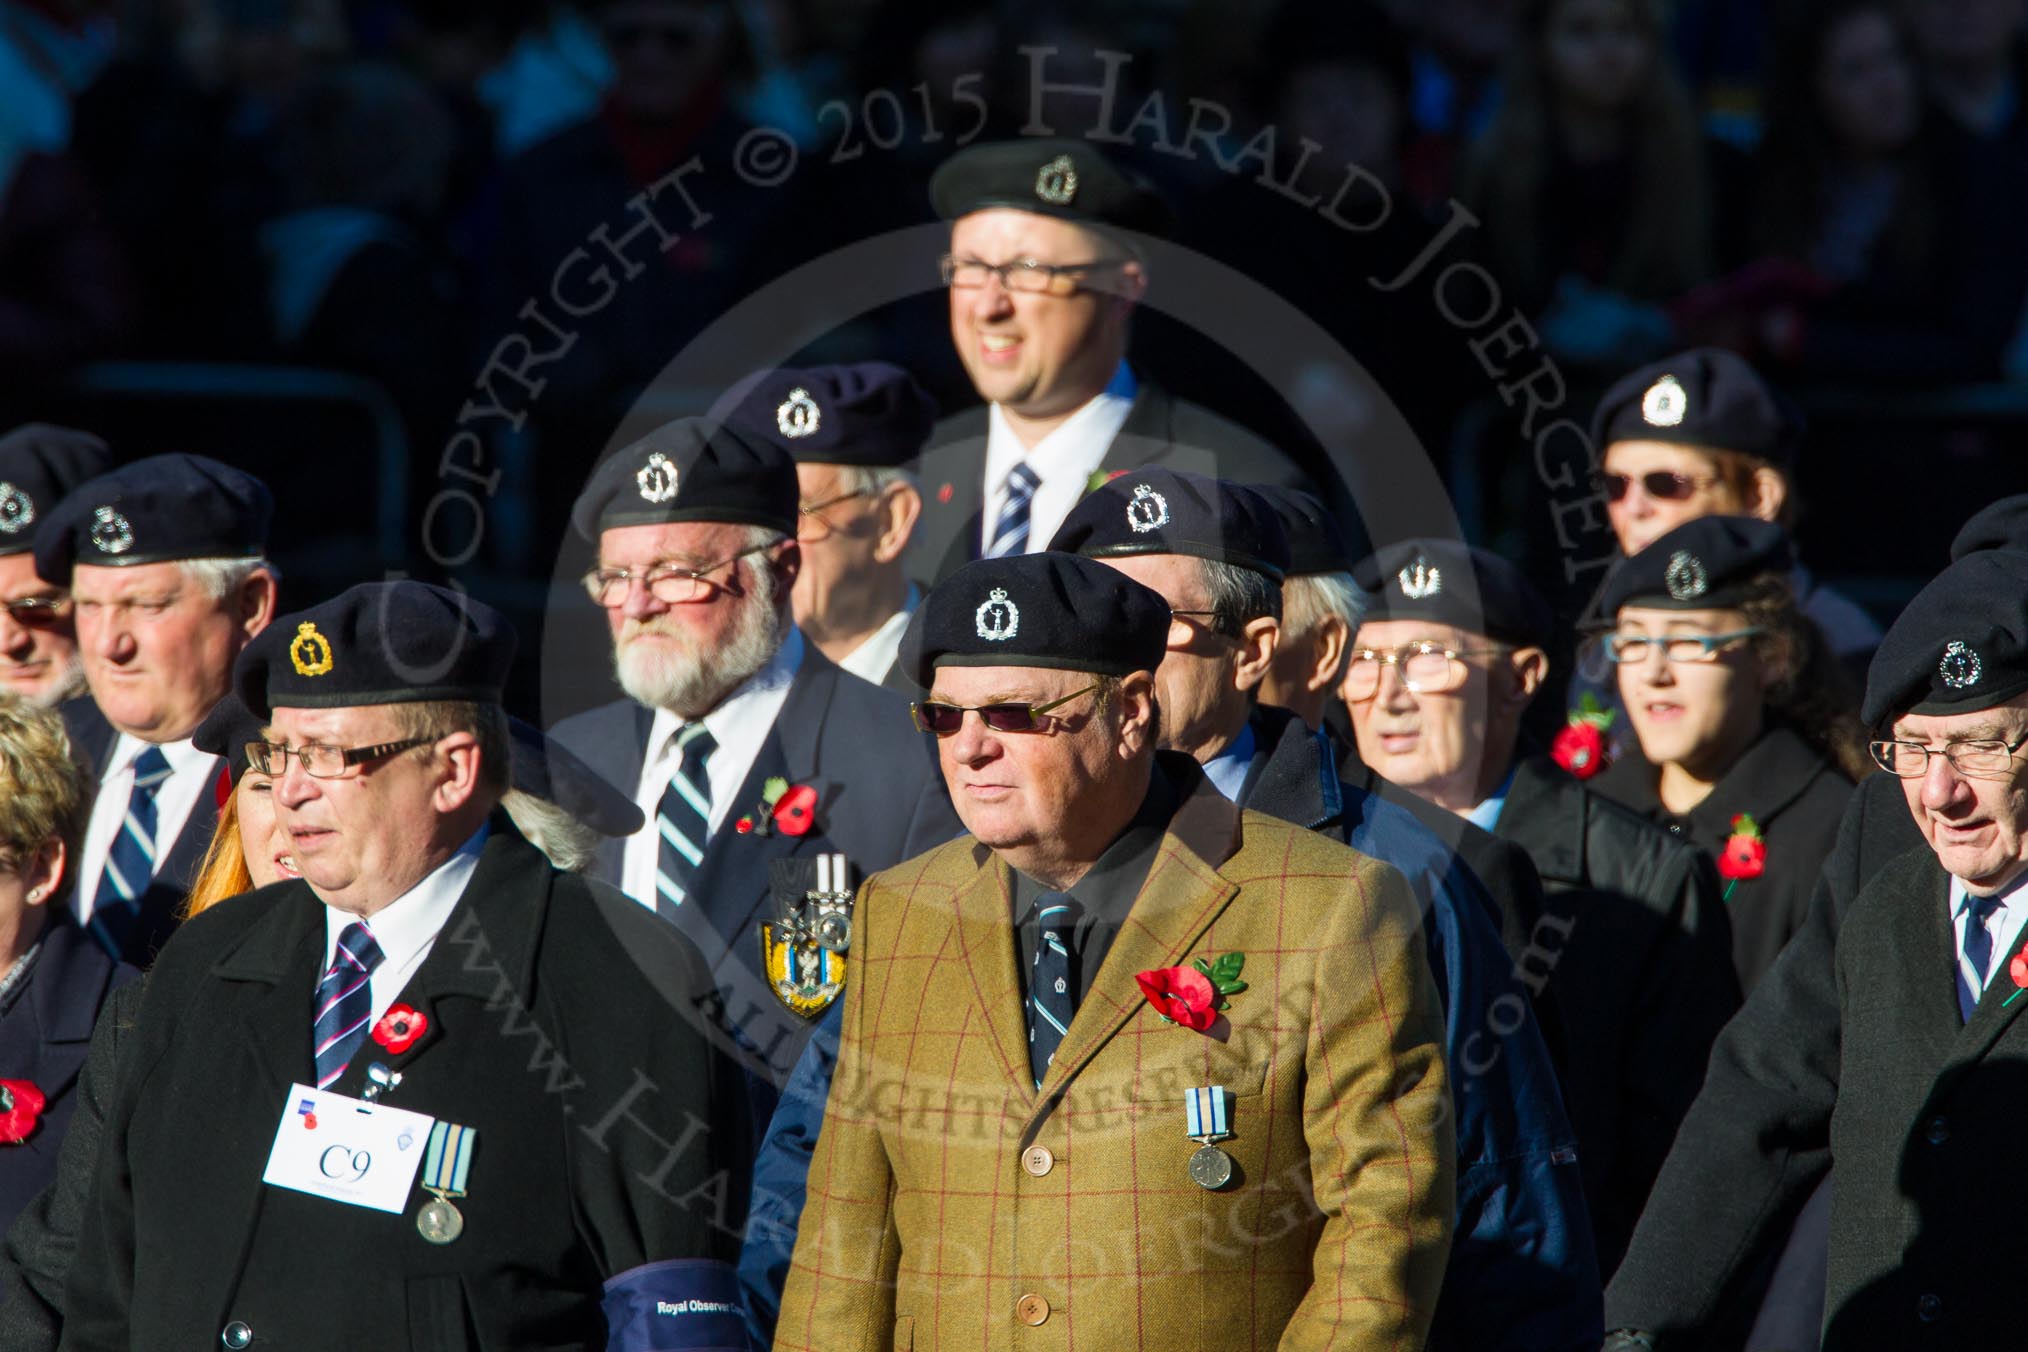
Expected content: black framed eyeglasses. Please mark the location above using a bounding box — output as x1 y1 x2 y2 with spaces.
1604 628 1764 664
581 542 773 608
1868 730 2028 779
1593 469 1720 503
911 685 1099 736
246 738 432 779
938 254 1129 295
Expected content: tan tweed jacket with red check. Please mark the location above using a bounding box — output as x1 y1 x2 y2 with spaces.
775 772 1456 1351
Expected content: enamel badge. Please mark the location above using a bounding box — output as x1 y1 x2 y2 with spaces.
759 853 853 1019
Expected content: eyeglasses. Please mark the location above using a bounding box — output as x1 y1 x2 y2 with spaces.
1 595 69 627
1593 470 1719 503
939 254 1129 296
1342 641 1507 701
1604 628 1764 664
911 685 1098 736
245 738 432 779
1166 607 1225 647
795 488 871 543
1869 730 2028 779
582 542 773 608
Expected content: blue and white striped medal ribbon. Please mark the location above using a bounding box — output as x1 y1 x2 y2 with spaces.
416 1121 475 1244
1184 1086 1234 1190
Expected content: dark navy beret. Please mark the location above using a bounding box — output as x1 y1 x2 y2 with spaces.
35 453 271 581
1048 467 1291 580
1247 483 1355 576
1599 516 1793 615
570 417 798 540
508 717 643 838
191 692 266 788
713 363 937 468
1353 538 1552 648
930 138 1172 239
1592 348 1804 471
1862 550 2028 726
234 580 515 717
1951 494 2028 561
900 552 1170 688
0 424 112 557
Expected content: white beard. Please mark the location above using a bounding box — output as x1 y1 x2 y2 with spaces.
614 588 783 717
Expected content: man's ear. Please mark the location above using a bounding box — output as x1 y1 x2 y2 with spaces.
432 730 484 812
769 538 802 596
1747 465 1788 524
1233 616 1280 695
1115 670 1158 757
1306 614 1351 696
238 568 279 639
1501 646 1551 712
872 481 922 565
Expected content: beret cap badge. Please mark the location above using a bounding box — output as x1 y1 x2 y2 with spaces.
1125 484 1169 534
1663 550 1709 601
289 622 335 677
89 506 133 555
975 587 1020 641
0 484 30 535
635 452 679 505
1642 374 1688 428
1939 640 1983 691
1034 153 1078 206
1397 556 1442 601
775 388 821 439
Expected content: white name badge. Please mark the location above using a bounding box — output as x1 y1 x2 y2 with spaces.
261 1083 435 1214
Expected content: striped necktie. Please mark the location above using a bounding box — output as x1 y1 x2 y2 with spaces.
1026 894 1078 1087
985 461 1041 558
654 723 717 919
312 922 386 1089
1959 893 2004 1022
88 746 173 957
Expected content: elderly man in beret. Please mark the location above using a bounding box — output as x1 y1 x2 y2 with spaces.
35 453 278 964
60 581 752 1352
1602 544 2028 1352
909 138 1313 584
715 363 937 692
1344 538 1739 1280
1048 468 1603 1349
775 550 1453 1350
0 424 112 707
550 418 959 1105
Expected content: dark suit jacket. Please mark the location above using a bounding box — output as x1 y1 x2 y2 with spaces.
547 644 962 1089
58 697 222 968
61 820 751 1352
908 379 1315 585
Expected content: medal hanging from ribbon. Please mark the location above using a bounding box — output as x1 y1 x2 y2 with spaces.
1184 1085 1233 1190
416 1120 475 1244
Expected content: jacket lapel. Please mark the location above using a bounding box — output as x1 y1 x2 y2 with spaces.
1940 873 2028 1087
592 702 655 887
1687 723 1831 843
215 888 328 1096
950 845 1033 1106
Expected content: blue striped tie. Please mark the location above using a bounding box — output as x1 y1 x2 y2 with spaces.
88 746 173 957
985 462 1041 558
1960 893 2003 1022
312 922 385 1089
1026 894 1078 1087
654 724 716 919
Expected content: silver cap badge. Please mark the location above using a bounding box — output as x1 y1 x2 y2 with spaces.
1035 154 1078 206
1126 484 1169 534
976 587 1020 641
0 483 31 535
1939 640 1983 690
89 506 133 555
636 452 678 504
776 387 820 439
1642 374 1687 428
1663 550 1708 601
1397 556 1442 600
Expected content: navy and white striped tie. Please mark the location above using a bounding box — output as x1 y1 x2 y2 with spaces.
88 745 172 957
654 724 716 919
312 922 385 1089
1026 894 1078 1087
985 461 1041 558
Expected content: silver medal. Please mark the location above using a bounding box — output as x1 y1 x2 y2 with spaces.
1188 1143 1234 1190
417 1196 464 1244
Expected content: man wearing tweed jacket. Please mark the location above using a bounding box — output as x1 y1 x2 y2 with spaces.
776 550 1454 1351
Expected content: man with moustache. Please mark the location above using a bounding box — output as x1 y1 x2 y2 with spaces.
35 454 277 964
909 138 1314 584
0 425 111 706
550 419 959 1100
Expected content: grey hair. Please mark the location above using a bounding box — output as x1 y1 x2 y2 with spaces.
1282 571 1368 641
501 789 600 873
834 465 918 498
180 556 276 601
1201 559 1282 636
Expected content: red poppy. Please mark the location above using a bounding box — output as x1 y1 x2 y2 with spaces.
735 816 755 834
1718 813 1767 882
1135 966 1219 1032
1550 722 1608 779
772 784 819 836
0 1079 45 1144
937 482 954 503
372 1004 428 1055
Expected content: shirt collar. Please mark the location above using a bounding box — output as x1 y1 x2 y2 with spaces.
1200 720 1257 803
1952 869 2028 920
324 822 488 973
114 732 214 776
648 626 805 760
985 360 1138 477
1466 765 1517 833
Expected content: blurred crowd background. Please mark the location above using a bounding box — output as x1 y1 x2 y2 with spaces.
3 0 2025 711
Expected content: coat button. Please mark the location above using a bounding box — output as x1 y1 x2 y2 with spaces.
1926 1116 1949 1145
220 1322 253 1349
1015 1293 1050 1326
1917 1293 1943 1323
1022 1146 1054 1177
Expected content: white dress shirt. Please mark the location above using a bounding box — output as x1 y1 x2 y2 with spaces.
321 822 487 1026
1465 768 1517 834
835 585 919 687
980 361 1138 556
1951 870 2028 1019
1200 721 1257 803
73 733 222 923
621 628 805 910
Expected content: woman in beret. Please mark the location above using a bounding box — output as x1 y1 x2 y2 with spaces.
1591 516 1870 993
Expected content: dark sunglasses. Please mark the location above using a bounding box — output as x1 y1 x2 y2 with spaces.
2 595 70 627
1593 469 1718 503
911 685 1098 736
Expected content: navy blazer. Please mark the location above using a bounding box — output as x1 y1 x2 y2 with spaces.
0 921 137 1236
58 697 222 968
548 642 962 1091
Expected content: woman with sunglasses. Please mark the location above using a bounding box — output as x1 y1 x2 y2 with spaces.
1591 515 1870 993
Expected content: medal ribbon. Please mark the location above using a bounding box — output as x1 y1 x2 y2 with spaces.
422 1121 475 1198
1184 1086 1229 1140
